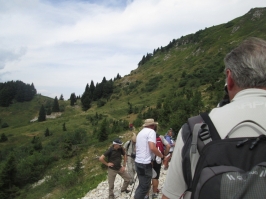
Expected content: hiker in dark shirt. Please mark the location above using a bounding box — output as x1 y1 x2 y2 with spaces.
99 138 131 199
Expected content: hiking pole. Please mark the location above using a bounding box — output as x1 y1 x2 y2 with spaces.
129 174 138 199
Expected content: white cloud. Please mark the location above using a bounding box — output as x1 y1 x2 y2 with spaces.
0 0 265 98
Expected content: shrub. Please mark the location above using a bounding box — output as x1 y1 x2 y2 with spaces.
0 133 8 142
1 122 9 128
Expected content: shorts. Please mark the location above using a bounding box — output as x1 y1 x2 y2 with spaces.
152 161 161 179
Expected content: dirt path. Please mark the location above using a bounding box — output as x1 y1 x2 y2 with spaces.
82 165 168 199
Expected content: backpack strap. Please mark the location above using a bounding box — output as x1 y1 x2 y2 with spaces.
200 112 221 141
182 115 204 189
126 140 131 152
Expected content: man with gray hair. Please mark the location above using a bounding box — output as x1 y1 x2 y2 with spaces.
162 37 266 199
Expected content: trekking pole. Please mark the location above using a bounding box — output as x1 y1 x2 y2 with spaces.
129 174 138 199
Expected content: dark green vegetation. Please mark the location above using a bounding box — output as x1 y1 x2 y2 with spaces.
0 7 265 199
0 81 36 107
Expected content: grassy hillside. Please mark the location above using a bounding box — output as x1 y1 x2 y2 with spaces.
0 7 266 199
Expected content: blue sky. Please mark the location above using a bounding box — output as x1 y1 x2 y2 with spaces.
0 0 265 99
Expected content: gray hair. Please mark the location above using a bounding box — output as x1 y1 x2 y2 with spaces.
224 37 266 88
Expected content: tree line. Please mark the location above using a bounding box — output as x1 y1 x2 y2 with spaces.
0 81 37 107
81 77 115 111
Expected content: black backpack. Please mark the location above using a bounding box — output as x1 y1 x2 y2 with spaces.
182 112 266 199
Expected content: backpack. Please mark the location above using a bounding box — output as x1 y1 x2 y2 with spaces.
156 135 164 154
125 140 131 153
182 112 266 199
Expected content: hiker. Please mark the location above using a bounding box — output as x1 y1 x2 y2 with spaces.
123 133 137 184
162 37 266 199
151 132 170 199
163 128 175 170
99 138 131 199
134 118 164 199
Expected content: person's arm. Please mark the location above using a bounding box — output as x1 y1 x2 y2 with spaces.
99 154 114 167
149 141 164 158
161 136 170 155
162 195 169 199
164 143 170 156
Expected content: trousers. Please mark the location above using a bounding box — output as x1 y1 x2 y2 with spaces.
108 167 130 199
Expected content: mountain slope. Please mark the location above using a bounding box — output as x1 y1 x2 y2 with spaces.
0 7 266 199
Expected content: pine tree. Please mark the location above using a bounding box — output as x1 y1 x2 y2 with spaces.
89 81 95 96
81 84 92 110
44 128 50 137
128 102 133 114
98 118 108 142
52 96 60 112
63 123 67 131
74 156 82 173
70 93 76 106
0 154 18 198
38 105 46 122
30 83 37 97
31 136 42 151
0 133 8 142
59 94 64 100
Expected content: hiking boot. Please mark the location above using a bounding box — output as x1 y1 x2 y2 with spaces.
152 193 158 199
121 189 131 193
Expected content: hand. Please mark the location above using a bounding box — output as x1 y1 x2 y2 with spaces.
119 166 125 173
107 162 114 167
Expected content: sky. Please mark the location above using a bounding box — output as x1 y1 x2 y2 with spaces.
0 0 265 99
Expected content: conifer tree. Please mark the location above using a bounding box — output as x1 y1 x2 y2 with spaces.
0 154 18 198
70 93 76 106
89 81 95 96
52 96 60 112
74 156 82 173
0 133 8 142
81 84 92 110
98 118 108 142
44 128 50 137
31 136 42 151
128 102 133 114
38 105 46 122
93 82 103 100
59 94 64 100
30 83 37 96
63 123 67 131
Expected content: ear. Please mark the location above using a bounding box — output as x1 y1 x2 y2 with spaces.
226 69 234 91
226 69 239 100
